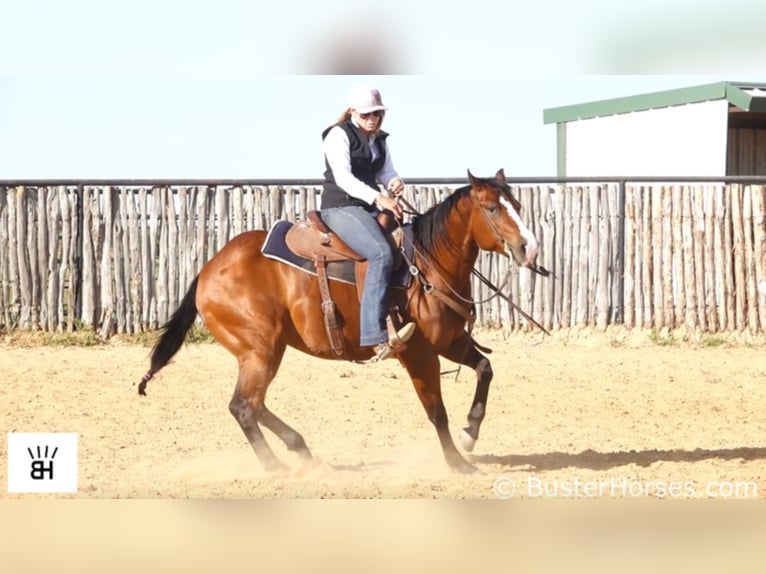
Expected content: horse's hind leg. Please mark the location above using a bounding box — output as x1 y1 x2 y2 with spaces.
229 390 285 472
442 335 493 453
229 346 312 472
258 407 312 461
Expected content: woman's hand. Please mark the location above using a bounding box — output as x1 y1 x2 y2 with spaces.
375 193 403 219
387 178 405 197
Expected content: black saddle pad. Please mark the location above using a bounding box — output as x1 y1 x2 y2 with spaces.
261 220 415 289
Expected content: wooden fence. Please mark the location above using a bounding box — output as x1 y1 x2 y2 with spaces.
0 182 765 335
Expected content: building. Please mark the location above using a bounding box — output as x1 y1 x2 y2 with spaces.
543 81 766 177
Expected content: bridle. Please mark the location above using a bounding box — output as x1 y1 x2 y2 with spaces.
396 192 551 336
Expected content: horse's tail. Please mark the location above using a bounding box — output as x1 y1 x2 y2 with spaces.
138 275 200 396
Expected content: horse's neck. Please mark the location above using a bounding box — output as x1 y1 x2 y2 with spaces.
446 209 479 271
421 223 478 291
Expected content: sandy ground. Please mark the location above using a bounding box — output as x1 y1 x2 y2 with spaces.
2 327 765 499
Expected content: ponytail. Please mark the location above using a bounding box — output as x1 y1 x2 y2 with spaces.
333 109 352 126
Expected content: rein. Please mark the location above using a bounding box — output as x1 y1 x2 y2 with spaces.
397 195 551 336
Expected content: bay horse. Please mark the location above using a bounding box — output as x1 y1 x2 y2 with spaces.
138 169 539 473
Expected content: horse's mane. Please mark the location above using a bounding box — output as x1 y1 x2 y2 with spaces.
411 184 472 255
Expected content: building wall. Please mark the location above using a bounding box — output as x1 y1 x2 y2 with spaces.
727 127 766 175
564 99 729 176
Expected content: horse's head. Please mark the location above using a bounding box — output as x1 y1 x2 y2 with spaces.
467 169 539 268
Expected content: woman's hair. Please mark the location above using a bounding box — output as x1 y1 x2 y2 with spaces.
333 109 352 126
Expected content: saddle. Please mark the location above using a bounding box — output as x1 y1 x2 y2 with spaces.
286 210 403 267
282 210 408 358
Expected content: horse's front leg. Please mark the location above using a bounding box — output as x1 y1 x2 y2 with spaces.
442 334 493 453
400 344 478 474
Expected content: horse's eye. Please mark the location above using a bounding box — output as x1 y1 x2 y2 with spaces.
486 206 498 215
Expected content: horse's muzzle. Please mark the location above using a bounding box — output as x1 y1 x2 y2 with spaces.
509 237 539 269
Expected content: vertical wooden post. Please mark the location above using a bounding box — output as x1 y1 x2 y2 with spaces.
216 186 230 252
731 184 745 331
585 185 604 326
596 185 610 330
703 185 718 332
752 185 766 332
126 188 142 333
43 188 57 331
658 186 671 329
623 185 636 329
609 181 624 325
14 186 32 328
148 187 161 328
113 187 128 333
636 186 662 329
232 186 244 237
576 186 590 326
81 186 95 328
692 185 707 332
167 186 180 313
24 187 40 329
99 187 116 338
671 185 685 328
681 185 696 329
539 186 555 330
176 186 189 292
0 188 6 328
66 187 79 332
563 186 577 329
742 186 758 333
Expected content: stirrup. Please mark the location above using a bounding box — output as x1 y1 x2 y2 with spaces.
387 319 416 351
371 342 397 362
370 322 416 362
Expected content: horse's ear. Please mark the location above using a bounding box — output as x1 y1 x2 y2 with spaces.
467 169 478 185
495 169 506 183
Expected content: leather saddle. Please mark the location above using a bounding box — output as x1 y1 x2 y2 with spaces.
285 210 406 285
282 209 409 358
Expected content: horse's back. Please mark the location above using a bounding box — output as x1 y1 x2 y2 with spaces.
199 228 297 295
215 229 268 259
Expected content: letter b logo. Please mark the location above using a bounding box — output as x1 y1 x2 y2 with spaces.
30 459 55 480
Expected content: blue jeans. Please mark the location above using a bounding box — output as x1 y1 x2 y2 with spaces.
320 205 392 347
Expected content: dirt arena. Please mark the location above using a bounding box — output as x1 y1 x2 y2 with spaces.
2 327 765 499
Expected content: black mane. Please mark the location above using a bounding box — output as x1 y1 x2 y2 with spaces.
411 184 472 255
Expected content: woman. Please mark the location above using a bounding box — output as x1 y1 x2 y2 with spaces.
320 85 416 361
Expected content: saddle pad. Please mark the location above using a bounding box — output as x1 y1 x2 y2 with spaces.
261 220 414 289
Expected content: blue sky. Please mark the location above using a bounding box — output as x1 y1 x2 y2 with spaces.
2 0 766 180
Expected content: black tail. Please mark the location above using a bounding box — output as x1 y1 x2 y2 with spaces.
138 275 200 396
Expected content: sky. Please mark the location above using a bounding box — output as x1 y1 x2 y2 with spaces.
2 0 766 181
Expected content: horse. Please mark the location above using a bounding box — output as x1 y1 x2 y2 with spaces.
137 169 540 474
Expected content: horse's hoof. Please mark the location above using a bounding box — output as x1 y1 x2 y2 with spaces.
451 458 482 475
292 456 330 478
263 460 291 475
460 463 482 475
459 429 477 453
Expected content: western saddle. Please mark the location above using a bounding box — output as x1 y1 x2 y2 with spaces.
284 210 408 358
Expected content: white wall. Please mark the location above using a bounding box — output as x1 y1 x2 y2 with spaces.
564 99 729 176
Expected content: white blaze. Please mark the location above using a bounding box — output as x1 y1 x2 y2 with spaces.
500 197 538 264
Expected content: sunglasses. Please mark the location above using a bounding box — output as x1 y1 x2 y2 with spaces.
358 110 383 119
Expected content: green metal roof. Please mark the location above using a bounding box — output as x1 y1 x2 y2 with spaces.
543 81 766 125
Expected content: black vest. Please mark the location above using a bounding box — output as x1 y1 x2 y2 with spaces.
321 119 389 211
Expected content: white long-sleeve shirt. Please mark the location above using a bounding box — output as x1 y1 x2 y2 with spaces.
322 121 400 206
